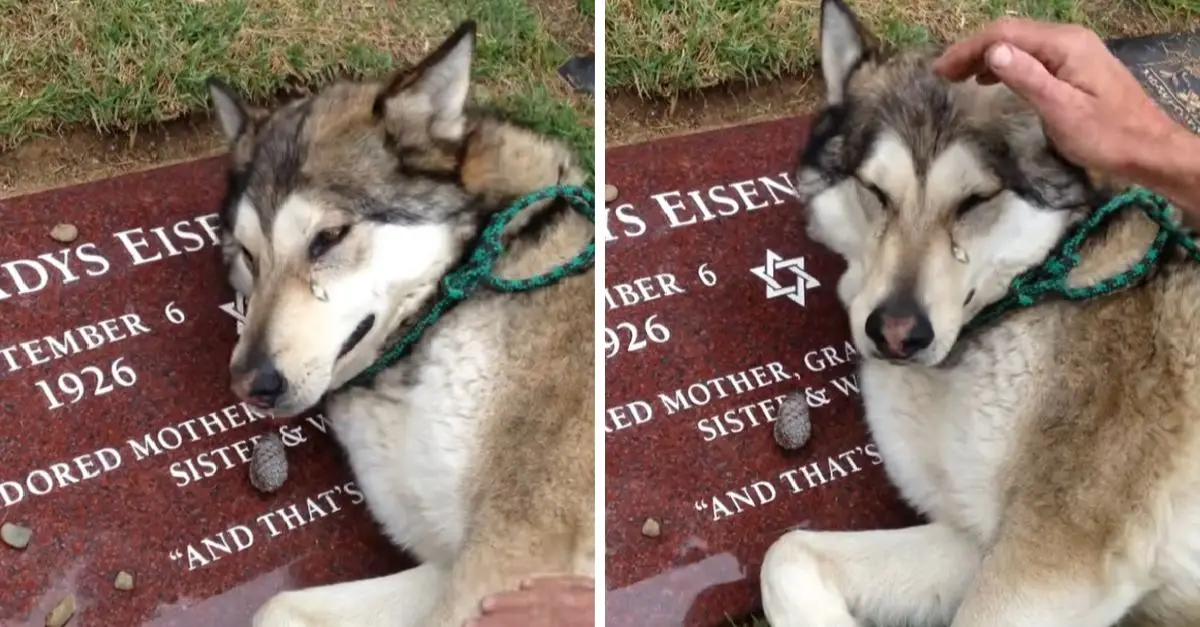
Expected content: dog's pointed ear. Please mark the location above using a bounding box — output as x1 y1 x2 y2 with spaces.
375 21 476 141
206 78 252 143
819 0 875 104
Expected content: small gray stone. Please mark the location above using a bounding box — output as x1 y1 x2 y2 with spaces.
114 570 135 591
1 522 31 549
45 594 76 627
774 392 812 451
641 517 661 538
49 223 78 243
604 184 618 203
249 432 288 493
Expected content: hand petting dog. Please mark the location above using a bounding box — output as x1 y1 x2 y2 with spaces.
933 18 1200 220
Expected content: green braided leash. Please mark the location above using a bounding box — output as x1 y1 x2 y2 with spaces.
345 184 595 388
965 186 1200 333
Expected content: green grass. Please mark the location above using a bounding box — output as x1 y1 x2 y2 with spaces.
0 0 594 167
605 0 1200 99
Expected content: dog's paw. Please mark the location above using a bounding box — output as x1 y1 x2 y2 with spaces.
760 530 860 627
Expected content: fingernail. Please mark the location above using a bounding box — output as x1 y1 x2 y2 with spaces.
481 596 496 611
987 44 1013 69
519 578 534 589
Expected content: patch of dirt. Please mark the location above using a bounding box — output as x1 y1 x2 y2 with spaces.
0 116 226 200
530 0 594 53
605 74 825 148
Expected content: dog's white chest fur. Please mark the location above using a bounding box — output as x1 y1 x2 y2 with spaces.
766 315 1200 626
857 326 1044 543
325 318 497 566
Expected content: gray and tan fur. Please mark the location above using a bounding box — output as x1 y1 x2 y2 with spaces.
207 21 594 627
760 1 1200 625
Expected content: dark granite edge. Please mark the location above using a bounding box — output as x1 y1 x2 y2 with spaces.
1106 30 1200 60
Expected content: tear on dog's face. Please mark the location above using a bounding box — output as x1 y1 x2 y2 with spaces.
795 0 1098 366
207 23 485 416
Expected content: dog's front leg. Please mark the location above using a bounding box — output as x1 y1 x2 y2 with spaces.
252 563 445 627
760 523 981 627
950 534 1148 627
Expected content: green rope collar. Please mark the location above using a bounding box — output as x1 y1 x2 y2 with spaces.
965 186 1200 334
344 184 595 388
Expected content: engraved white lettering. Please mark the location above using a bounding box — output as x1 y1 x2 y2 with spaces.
605 273 686 312
605 400 654 433
0 447 123 509
167 480 365 571
694 444 884 522
657 362 791 416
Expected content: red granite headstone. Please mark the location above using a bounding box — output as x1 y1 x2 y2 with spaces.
0 160 410 625
603 117 923 627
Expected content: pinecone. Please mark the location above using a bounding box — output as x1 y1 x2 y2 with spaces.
249 432 289 493
774 391 812 451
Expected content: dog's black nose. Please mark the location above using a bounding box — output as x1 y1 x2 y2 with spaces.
231 360 288 408
248 365 287 405
865 296 934 359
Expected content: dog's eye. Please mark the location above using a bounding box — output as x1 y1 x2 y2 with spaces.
240 246 256 274
864 182 889 208
309 225 351 260
956 192 996 217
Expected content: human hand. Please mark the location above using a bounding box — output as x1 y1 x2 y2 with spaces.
931 18 1184 181
466 575 594 627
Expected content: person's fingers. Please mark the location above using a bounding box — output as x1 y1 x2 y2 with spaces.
480 590 541 613
483 591 592 612
975 70 1000 86
982 43 1077 111
932 18 1075 81
479 577 594 613
518 575 595 591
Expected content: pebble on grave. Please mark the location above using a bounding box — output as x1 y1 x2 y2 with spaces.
45 594 76 627
49 223 78 243
641 517 661 538
113 570 135 591
1 522 32 550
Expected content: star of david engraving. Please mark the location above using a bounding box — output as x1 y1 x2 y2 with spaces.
750 249 821 307
219 294 248 335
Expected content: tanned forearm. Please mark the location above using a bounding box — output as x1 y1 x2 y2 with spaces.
1125 125 1200 225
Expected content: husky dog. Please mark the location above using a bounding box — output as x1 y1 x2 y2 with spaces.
760 1 1200 625
205 22 594 627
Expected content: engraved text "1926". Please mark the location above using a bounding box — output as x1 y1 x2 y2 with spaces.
32 302 189 410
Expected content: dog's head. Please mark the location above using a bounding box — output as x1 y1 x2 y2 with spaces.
797 0 1099 366
208 21 579 415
